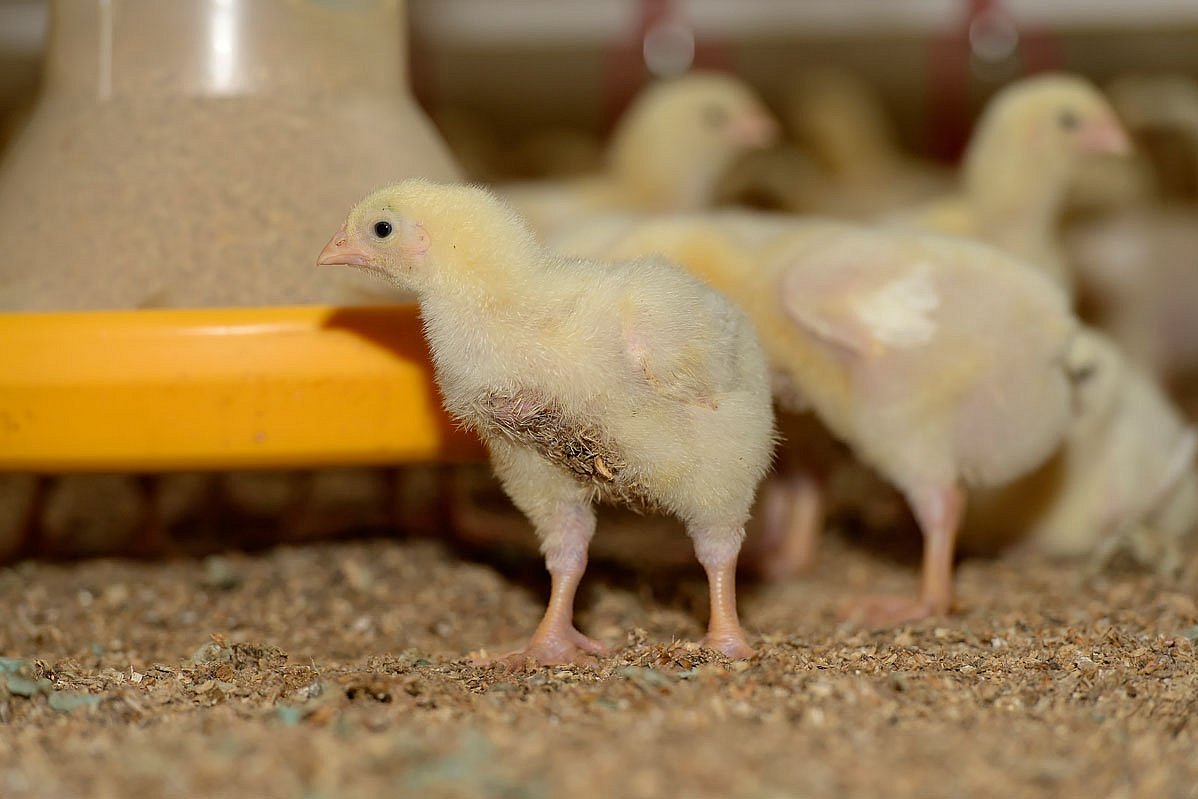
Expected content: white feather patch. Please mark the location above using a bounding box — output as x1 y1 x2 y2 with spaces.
851 263 939 348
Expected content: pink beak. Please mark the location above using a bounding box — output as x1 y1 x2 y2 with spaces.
317 225 372 267
728 111 779 149
1078 116 1132 156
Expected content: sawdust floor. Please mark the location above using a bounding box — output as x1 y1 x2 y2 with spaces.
2 516 1197 799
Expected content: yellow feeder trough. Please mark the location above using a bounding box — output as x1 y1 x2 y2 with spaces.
0 305 485 473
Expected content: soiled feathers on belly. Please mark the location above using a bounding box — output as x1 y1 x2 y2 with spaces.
467 389 659 511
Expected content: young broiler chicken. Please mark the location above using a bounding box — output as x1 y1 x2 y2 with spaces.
555 212 1079 625
500 71 777 239
317 180 775 663
890 74 1130 297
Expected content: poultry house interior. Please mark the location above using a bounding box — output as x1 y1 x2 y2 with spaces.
1 1 1197 797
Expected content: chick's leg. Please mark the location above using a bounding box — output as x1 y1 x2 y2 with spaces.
750 470 825 580
844 483 964 627
691 527 754 659
515 503 607 663
487 439 607 667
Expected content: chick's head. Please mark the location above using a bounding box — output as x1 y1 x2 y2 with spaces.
978 74 1131 163
609 72 779 204
318 179 538 295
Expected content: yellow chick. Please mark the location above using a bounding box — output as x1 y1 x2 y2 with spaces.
556 211 1079 626
317 180 775 664
892 74 1131 296
719 68 951 218
966 329 1197 574
501 71 777 239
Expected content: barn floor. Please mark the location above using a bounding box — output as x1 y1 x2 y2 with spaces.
1 520 1196 799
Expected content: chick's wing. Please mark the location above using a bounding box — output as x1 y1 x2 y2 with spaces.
618 271 745 409
778 230 943 360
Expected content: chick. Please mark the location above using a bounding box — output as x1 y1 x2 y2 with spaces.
556 211 1079 625
891 74 1130 295
501 71 776 239
965 329 1197 574
317 180 775 663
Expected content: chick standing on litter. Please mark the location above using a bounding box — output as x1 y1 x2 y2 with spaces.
501 71 777 239
557 212 1079 625
317 181 775 663
890 74 1130 295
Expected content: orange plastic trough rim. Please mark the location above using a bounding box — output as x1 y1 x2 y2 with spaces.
0 305 485 472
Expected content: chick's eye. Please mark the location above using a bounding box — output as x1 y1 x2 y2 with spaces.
703 105 728 128
373 220 393 238
1058 110 1079 131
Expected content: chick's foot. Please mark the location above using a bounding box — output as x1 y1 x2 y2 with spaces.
490 625 608 671
701 629 755 660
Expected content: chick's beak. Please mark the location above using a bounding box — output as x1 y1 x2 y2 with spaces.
728 111 779 149
1078 116 1132 156
317 225 372 267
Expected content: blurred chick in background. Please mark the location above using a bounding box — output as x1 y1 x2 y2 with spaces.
890 74 1130 297
557 212 1079 626
719 68 950 218
501 71 777 239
